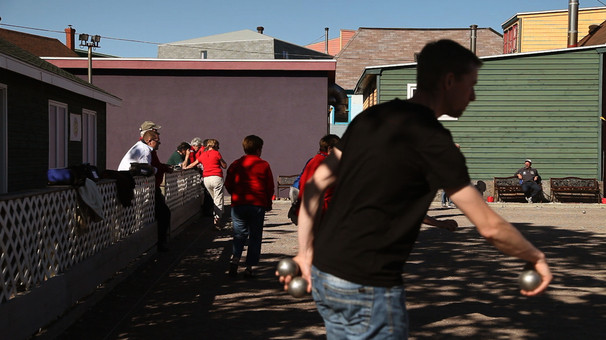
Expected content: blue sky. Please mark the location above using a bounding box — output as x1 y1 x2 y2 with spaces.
1 0 604 57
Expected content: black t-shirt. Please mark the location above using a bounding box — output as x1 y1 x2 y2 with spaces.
516 167 539 183
313 99 470 287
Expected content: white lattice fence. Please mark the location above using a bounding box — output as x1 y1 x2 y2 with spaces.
0 177 155 303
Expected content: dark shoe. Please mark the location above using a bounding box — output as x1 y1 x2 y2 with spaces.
243 266 255 278
228 263 238 277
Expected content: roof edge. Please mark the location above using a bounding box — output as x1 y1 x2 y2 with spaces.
1 53 122 106
501 6 606 28
43 57 337 72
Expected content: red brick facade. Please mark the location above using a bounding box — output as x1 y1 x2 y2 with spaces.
335 28 503 90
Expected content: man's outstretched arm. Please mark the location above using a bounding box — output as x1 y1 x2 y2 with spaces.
448 185 552 296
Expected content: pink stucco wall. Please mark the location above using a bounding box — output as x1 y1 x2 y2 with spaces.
92 73 329 194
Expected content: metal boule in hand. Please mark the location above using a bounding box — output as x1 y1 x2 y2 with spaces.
276 258 299 277
287 276 308 298
518 269 542 291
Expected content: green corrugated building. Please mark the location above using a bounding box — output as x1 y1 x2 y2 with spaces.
355 45 606 183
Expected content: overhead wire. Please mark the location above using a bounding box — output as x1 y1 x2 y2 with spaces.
0 22 415 63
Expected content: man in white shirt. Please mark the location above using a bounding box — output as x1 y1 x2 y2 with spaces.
118 130 159 171
118 130 170 252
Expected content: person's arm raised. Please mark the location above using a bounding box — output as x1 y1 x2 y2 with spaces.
448 185 552 296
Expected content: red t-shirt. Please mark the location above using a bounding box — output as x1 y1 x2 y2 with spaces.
225 154 274 209
188 148 202 164
298 151 332 211
198 149 224 177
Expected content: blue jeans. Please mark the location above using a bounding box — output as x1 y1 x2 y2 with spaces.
521 181 541 200
441 191 452 206
311 266 409 339
231 205 265 266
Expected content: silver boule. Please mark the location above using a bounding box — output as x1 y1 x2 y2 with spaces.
287 276 308 298
276 258 299 277
518 269 542 291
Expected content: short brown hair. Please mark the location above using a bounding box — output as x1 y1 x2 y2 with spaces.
416 39 482 93
319 134 341 152
242 135 264 155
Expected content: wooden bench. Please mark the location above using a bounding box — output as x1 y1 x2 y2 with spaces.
276 174 299 199
493 176 527 202
550 177 601 203
494 176 547 202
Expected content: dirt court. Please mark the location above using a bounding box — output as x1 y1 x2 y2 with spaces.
40 201 606 340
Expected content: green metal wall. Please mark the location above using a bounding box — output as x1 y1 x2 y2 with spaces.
377 49 603 181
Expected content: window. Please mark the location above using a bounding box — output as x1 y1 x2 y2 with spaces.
49 101 68 168
332 95 352 124
82 109 97 165
407 83 417 99
0 84 6 193
200 50 207 59
503 24 518 54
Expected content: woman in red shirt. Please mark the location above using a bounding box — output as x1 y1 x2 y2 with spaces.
199 139 227 228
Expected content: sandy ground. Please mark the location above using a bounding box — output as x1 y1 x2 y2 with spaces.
37 200 606 339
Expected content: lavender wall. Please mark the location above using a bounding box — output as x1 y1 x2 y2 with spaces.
89 73 329 195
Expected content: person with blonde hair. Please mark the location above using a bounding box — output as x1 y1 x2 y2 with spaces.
198 138 227 228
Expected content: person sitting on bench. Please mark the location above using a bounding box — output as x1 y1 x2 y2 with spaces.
515 159 541 203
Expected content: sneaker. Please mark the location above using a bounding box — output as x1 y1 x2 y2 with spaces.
526 197 533 203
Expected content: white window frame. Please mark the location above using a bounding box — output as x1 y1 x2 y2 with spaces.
407 83 417 99
0 84 7 193
407 83 458 121
49 100 68 169
82 109 97 165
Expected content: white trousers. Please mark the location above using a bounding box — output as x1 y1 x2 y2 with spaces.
203 176 224 219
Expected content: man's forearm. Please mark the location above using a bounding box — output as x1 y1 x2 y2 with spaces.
450 185 544 263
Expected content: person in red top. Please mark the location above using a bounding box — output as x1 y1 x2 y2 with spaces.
184 137 204 170
198 139 227 228
225 135 274 278
297 134 341 213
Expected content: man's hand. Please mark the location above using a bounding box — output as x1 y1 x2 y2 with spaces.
520 259 552 296
423 215 458 232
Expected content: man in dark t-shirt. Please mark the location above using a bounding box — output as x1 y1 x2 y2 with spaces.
278 40 552 339
515 159 541 203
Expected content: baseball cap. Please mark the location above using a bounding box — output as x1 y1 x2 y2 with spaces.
140 121 161 131
525 159 532 163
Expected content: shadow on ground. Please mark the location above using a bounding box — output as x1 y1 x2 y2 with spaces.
406 212 605 339
46 204 605 340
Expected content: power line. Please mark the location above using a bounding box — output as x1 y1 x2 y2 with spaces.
0 22 417 63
